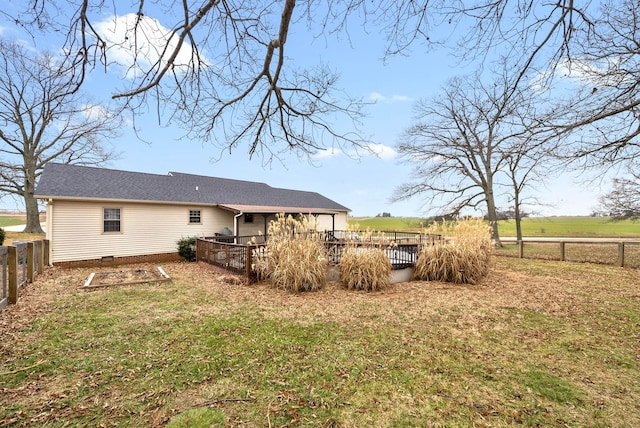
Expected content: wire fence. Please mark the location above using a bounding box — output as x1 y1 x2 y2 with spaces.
495 240 640 268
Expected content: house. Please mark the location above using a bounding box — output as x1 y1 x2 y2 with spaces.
34 163 350 265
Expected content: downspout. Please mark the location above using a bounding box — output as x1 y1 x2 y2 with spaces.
234 211 243 244
47 199 53 265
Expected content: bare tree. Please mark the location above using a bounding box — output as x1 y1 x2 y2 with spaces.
393 66 555 245
596 176 640 221
0 39 122 233
501 141 552 241
495 95 562 240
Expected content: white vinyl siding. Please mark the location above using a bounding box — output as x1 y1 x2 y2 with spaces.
315 212 348 231
236 213 269 237
47 200 234 263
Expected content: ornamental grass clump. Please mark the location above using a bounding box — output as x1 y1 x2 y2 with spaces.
414 217 493 284
256 213 327 292
339 228 392 291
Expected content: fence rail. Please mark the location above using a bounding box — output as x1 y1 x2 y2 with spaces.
498 240 640 268
0 240 49 312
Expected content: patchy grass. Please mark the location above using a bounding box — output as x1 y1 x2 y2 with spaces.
1 259 639 427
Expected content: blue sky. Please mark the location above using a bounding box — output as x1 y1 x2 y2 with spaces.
0 3 604 217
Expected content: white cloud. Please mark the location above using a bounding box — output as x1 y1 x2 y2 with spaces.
366 143 397 160
314 147 340 159
95 14 202 78
367 92 412 103
531 58 610 92
82 104 110 120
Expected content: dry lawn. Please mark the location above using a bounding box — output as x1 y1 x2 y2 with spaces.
1 258 639 427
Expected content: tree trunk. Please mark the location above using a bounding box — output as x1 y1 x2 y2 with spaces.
23 170 44 234
514 197 523 242
485 191 503 247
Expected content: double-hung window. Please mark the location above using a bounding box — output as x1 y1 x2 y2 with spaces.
189 210 201 224
103 208 121 232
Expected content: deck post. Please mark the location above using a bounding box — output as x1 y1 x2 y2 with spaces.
246 245 253 283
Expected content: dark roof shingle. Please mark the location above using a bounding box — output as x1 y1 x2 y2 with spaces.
35 163 349 212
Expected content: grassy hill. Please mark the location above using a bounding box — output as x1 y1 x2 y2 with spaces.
349 216 640 238
497 216 640 238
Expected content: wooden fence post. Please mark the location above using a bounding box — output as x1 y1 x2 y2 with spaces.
617 243 625 267
518 240 524 258
43 240 50 266
37 240 44 274
27 241 35 283
8 246 17 304
559 242 566 261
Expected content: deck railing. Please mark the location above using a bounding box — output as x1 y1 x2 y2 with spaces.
196 231 443 282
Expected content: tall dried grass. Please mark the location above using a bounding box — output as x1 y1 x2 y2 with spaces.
414 218 493 284
254 213 327 292
339 228 392 291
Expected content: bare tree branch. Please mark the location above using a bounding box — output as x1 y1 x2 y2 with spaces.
394 64 557 244
0 39 122 232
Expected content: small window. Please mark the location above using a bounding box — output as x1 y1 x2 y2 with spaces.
103 208 121 233
189 210 201 224
244 213 253 223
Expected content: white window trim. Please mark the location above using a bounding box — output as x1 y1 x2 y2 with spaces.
103 207 123 234
189 209 202 224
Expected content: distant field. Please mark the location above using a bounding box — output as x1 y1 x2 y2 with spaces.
0 215 26 228
349 216 640 238
498 216 640 238
349 217 428 230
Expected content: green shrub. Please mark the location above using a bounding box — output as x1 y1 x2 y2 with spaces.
176 236 196 262
414 218 493 284
0 228 4 246
254 213 327 292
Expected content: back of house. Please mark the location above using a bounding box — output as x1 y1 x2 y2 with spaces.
35 163 350 265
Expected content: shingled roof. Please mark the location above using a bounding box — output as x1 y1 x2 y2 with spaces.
35 163 350 212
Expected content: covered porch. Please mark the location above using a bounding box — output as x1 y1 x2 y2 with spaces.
216 204 346 240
